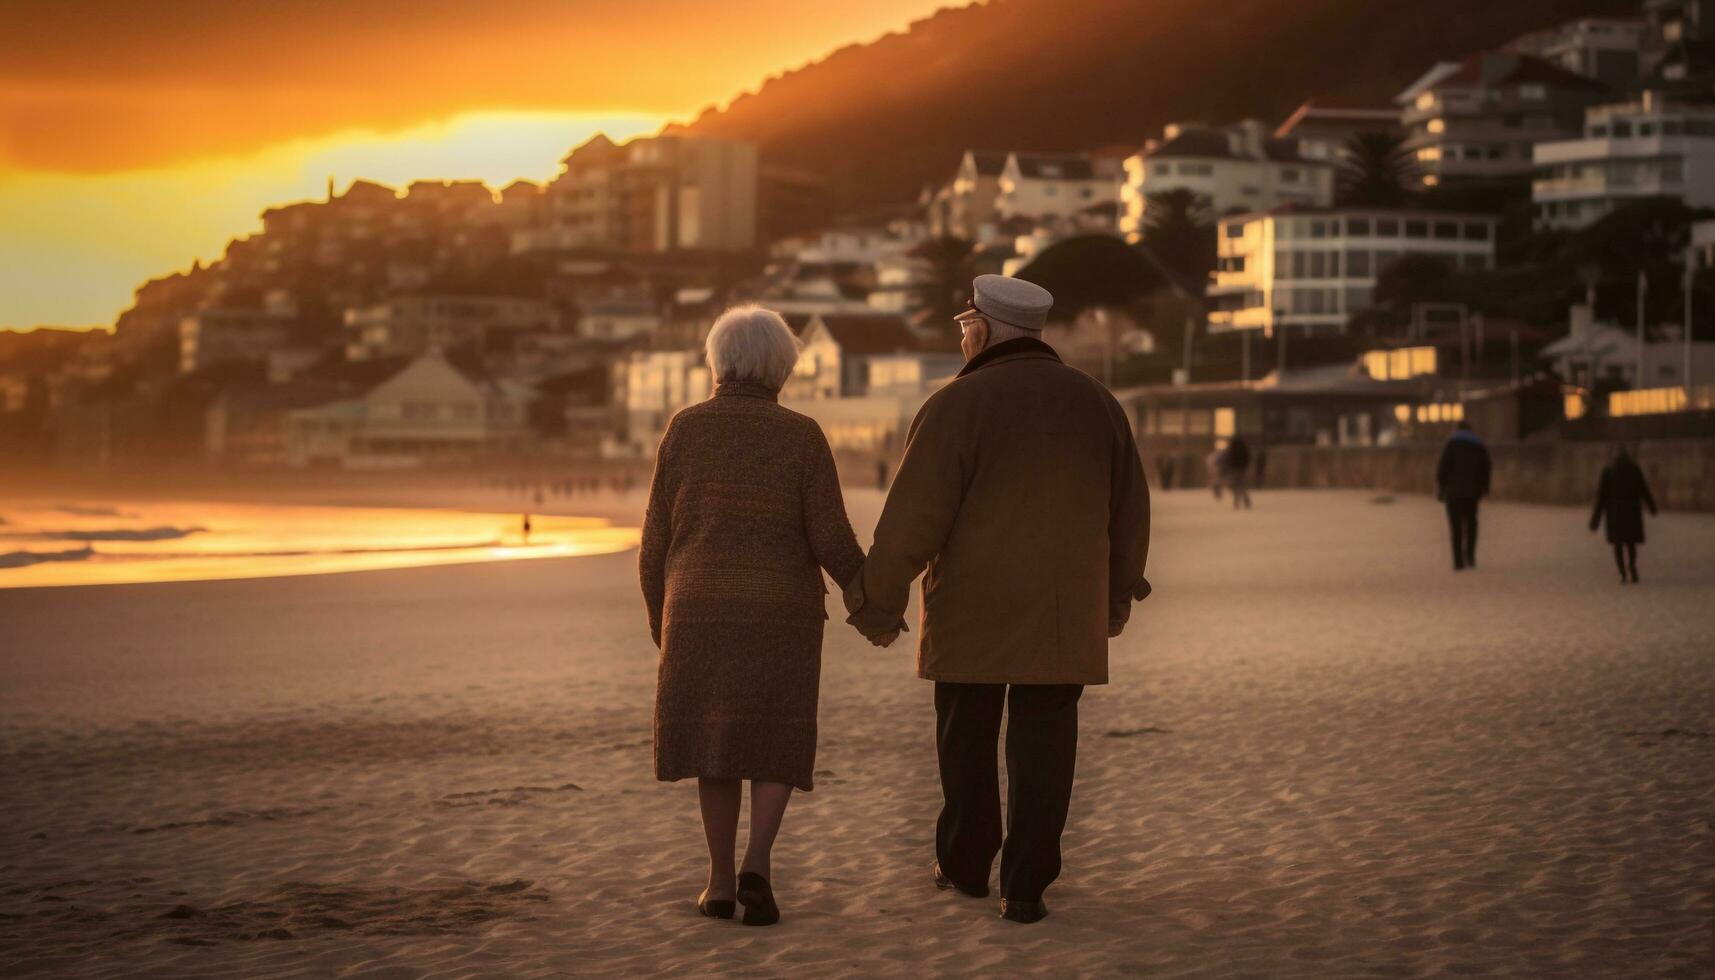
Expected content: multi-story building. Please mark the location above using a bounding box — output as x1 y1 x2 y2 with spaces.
1507 17 1646 85
618 348 711 456
1120 121 1334 242
1643 0 1715 87
994 152 1121 224
925 151 1008 241
785 314 948 400
344 294 559 361
1273 101 1402 161
1206 208 1498 337
178 309 295 374
1397 52 1610 187
520 133 759 255
1533 93 1715 229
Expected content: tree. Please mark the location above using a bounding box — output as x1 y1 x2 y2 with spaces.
1012 234 1162 321
909 235 976 332
1336 131 1419 208
1140 188 1216 294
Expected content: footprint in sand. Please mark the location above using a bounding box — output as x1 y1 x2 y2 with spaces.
1104 727 1171 738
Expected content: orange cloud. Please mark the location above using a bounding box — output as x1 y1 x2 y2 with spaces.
1 0 956 173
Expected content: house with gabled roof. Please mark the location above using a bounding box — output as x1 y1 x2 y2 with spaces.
1120 120 1334 242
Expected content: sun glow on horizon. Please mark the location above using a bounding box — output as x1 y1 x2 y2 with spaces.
0 109 668 330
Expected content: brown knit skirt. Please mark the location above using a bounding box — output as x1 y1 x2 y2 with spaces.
654 619 824 792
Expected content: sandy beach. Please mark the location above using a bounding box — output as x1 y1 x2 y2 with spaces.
2 488 1712 978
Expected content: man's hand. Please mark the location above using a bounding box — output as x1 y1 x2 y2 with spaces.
870 629 901 648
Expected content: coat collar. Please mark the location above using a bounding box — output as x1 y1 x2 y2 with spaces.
714 380 781 402
956 336 1061 379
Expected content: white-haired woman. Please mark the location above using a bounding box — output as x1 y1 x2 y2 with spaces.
639 305 871 926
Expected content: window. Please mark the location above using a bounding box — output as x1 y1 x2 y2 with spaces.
1663 120 1684 136
1308 251 1327 277
1276 251 1296 279
1486 145 1506 159
1225 222 1247 238
1347 217 1372 237
1417 147 1441 162
1348 250 1372 277
1281 167 1302 183
1520 83 1547 101
1433 221 1459 240
1591 124 1609 137
1612 120 1633 137
1462 221 1491 241
1377 218 1400 237
1404 220 1429 239
1639 122 1656 137
1153 163 1172 176
1427 118 1446 134
1346 287 1374 311
1662 158 1685 182
1310 220 1329 239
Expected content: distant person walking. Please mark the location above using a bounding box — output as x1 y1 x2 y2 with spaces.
1589 446 1657 584
1436 421 1491 571
521 513 532 545
1223 436 1253 510
1156 454 1177 491
1205 446 1224 501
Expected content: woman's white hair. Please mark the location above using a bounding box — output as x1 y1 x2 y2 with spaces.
705 305 801 390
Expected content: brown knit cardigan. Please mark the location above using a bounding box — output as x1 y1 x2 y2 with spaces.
640 381 864 791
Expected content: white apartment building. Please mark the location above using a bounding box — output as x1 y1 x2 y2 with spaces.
994 152 1121 224
1506 17 1645 85
344 295 558 361
1398 53 1610 186
1120 121 1333 242
1533 94 1715 229
1207 209 1498 336
618 349 711 456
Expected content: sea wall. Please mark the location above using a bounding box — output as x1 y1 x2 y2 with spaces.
1146 438 1715 512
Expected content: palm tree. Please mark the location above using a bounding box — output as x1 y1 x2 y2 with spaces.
909 235 977 331
1141 188 1215 294
1336 131 1419 208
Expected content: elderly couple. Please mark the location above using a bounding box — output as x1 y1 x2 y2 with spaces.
639 275 1152 927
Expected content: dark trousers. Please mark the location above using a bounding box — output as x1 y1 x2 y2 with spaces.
1445 497 1479 569
934 682 1082 902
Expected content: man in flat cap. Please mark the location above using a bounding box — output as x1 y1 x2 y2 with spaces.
847 274 1151 923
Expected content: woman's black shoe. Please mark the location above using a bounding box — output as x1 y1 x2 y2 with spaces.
736 871 780 926
698 888 734 920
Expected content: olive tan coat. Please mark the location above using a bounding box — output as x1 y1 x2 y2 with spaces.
848 338 1150 686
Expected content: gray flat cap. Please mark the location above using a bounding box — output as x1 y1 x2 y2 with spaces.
970 274 1053 332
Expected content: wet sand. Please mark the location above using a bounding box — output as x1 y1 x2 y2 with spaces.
2 489 1712 977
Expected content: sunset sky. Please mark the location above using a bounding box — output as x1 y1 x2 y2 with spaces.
0 1 961 329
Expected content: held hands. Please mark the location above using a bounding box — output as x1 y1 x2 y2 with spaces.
870 629 901 648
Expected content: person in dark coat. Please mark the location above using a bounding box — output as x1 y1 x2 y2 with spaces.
1589 446 1658 583
1222 436 1253 510
639 306 872 927
1436 421 1491 571
846 275 1151 925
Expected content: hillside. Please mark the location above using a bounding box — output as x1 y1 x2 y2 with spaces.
681 0 1637 211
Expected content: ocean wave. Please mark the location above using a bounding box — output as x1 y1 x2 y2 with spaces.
0 547 96 569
